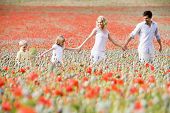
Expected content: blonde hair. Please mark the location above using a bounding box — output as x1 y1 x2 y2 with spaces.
55 35 65 46
19 40 28 47
96 16 107 28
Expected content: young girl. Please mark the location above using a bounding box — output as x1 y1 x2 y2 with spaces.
78 16 125 66
40 35 78 71
16 40 31 66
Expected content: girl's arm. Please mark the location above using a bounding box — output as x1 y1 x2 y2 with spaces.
40 48 54 57
64 47 79 51
78 28 96 49
108 34 125 50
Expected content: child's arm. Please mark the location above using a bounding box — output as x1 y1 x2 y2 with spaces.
40 48 54 57
64 47 79 51
108 34 125 50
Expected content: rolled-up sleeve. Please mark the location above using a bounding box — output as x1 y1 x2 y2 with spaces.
130 23 141 39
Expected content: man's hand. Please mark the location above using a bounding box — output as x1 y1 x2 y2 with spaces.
159 46 162 52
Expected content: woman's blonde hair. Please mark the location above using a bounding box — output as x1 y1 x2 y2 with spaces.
55 35 65 46
96 16 107 28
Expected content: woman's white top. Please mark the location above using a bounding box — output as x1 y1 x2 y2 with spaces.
51 44 64 63
92 27 109 52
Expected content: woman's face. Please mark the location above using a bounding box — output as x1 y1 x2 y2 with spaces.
97 19 104 29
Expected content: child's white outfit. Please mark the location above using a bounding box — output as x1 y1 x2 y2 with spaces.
51 44 64 64
16 49 30 65
91 27 109 64
130 21 160 62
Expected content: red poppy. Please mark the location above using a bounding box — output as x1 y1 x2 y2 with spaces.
82 76 88 82
2 66 9 71
134 101 142 110
0 78 5 88
44 86 51 94
66 85 73 93
145 63 150 68
38 96 51 107
56 76 62 82
2 102 11 111
134 77 144 85
12 86 23 97
69 79 79 88
148 75 155 83
94 69 102 75
150 65 155 71
11 70 15 74
130 86 138 95
28 72 38 81
19 68 26 73
17 106 36 113
55 89 64 96
86 67 92 74
116 79 124 85
111 85 122 93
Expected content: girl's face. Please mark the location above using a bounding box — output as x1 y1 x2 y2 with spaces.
57 39 65 47
97 19 104 29
21 44 28 52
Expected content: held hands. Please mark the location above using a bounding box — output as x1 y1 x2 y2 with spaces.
76 46 82 53
159 46 162 52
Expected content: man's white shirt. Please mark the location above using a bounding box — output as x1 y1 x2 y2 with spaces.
130 21 160 54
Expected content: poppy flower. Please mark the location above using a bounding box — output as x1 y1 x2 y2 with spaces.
17 106 36 113
38 96 51 107
0 78 5 88
2 66 9 71
148 75 155 83
130 86 138 95
56 76 62 82
86 67 92 74
19 68 26 73
134 101 142 110
28 72 38 81
2 102 11 111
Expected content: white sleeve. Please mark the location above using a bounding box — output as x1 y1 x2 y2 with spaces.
130 23 141 39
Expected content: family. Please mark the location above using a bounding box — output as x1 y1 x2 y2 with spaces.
16 11 162 71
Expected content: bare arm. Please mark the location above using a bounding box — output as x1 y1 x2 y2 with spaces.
64 47 79 51
157 39 162 52
108 34 125 50
78 28 96 49
124 36 133 50
40 48 54 57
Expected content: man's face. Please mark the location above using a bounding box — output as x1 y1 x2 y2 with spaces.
143 16 151 24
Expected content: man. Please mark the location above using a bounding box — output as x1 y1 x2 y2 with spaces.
124 11 162 63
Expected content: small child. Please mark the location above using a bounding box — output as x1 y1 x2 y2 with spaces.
16 40 31 66
77 16 125 66
40 35 78 71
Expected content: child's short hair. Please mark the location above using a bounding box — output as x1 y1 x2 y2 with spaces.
96 16 107 27
55 35 65 46
19 40 28 46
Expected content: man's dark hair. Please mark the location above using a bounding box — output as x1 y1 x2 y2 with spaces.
143 11 152 18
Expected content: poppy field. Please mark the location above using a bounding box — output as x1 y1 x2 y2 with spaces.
0 5 170 113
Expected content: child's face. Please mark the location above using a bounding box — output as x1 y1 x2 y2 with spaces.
21 44 28 51
97 19 104 29
58 39 65 46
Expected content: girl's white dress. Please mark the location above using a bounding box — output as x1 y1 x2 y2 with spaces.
91 27 109 64
51 44 64 64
